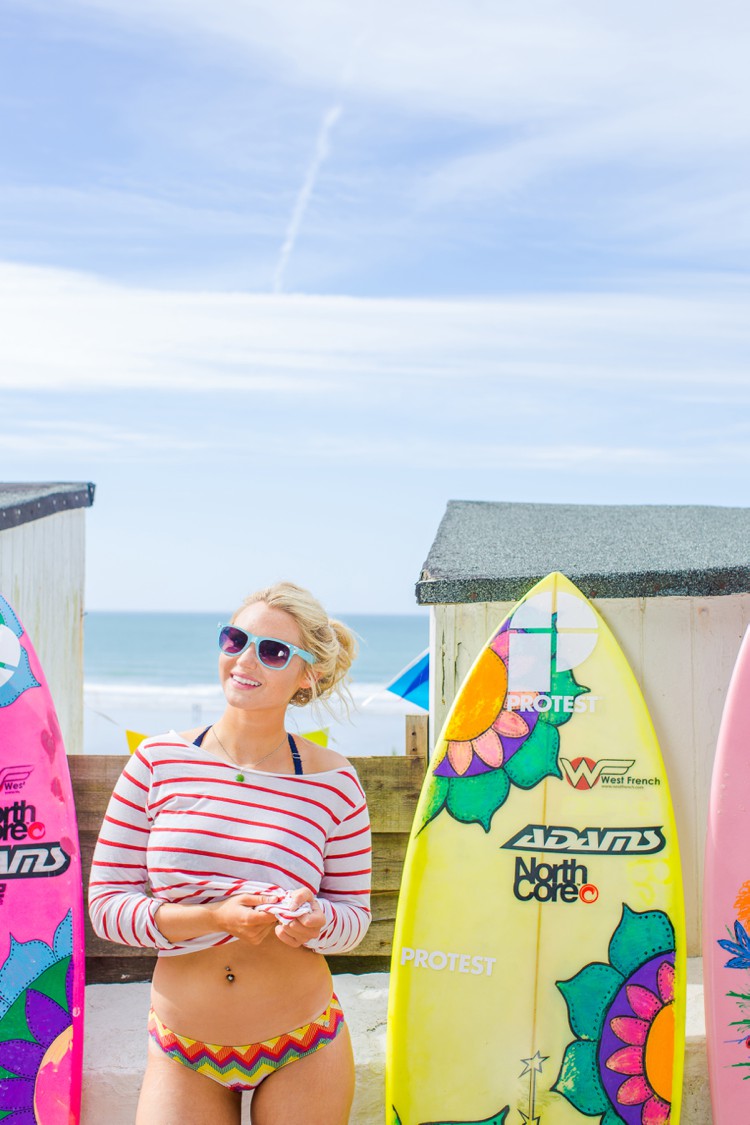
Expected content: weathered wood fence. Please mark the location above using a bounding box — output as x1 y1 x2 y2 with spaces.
70 716 428 983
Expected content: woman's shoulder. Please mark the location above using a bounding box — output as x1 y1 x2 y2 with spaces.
294 735 352 775
176 726 206 746
131 729 195 763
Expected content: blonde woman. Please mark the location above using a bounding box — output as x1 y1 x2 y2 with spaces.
89 582 371 1125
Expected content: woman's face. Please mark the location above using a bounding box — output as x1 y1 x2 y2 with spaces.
219 601 314 714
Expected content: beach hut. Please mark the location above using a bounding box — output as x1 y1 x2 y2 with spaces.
0 481 95 755
417 500 750 958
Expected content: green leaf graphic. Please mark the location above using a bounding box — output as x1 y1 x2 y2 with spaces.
420 774 450 832
608 905 675 978
557 962 623 1041
445 769 510 832
539 667 589 728
504 720 561 789
421 1108 509 1125
553 1040 609 1115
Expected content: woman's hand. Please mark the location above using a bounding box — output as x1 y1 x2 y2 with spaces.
272 888 327 948
153 891 284 945
213 893 285 945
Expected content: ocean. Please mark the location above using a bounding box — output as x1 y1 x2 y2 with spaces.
84 612 429 758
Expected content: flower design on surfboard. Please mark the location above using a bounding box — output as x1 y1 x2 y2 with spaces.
0 598 39 709
422 617 590 833
555 906 677 1125
0 913 75 1123
714 881 750 1070
391 1106 509 1125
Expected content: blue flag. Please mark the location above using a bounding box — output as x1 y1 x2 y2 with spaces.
385 649 429 711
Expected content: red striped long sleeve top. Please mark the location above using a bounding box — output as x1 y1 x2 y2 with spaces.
88 732 372 956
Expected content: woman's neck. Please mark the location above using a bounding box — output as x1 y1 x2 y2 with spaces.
214 708 288 756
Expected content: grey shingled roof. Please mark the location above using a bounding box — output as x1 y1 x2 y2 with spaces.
417 501 750 603
0 483 95 531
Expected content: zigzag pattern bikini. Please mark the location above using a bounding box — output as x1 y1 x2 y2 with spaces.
148 995 345 1091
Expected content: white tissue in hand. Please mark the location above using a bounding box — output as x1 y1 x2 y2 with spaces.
257 892 313 922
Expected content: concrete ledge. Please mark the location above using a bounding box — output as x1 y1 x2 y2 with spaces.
83 966 711 1123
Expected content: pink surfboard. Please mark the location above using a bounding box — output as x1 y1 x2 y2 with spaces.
0 595 85 1124
704 625 750 1122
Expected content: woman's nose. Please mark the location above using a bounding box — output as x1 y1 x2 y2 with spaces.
236 641 259 666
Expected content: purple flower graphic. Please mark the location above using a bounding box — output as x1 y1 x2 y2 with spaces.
718 919 750 970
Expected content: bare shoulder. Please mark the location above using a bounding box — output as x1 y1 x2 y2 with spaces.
177 726 205 745
294 735 351 773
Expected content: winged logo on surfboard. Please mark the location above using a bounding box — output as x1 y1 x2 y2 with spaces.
0 765 34 793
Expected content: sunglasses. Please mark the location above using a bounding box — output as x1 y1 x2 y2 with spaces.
217 624 317 670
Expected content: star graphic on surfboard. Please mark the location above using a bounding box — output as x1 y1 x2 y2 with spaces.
518 1050 548 1124
519 1051 548 1076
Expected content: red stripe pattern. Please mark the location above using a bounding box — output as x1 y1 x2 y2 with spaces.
88 732 371 955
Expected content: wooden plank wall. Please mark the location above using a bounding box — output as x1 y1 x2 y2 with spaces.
431 593 750 958
0 510 86 754
71 715 428 983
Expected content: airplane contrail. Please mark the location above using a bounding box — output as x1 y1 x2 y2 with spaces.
272 103 343 294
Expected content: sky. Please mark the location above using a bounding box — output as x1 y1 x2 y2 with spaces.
1 0 748 613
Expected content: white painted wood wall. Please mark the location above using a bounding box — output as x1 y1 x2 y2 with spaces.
430 593 750 958
0 510 87 754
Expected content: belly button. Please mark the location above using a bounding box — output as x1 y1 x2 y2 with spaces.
224 966 236 983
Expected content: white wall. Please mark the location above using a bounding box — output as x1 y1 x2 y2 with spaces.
431 593 750 958
0 509 87 754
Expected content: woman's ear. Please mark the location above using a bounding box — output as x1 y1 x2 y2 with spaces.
304 665 323 688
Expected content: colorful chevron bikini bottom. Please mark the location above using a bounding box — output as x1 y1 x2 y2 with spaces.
147 994 345 1092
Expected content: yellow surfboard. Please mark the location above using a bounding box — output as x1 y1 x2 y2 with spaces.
387 572 685 1125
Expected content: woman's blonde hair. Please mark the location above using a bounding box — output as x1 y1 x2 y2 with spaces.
232 581 357 708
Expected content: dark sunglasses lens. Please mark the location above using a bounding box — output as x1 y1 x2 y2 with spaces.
258 638 291 668
219 626 248 655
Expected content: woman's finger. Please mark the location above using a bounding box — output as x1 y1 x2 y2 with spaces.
235 892 284 908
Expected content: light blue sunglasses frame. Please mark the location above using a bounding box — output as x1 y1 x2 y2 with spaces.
217 623 317 669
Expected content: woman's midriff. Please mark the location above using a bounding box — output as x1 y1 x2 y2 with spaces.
150 937 334 1045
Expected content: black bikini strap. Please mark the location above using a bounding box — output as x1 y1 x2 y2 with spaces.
193 726 212 747
288 733 303 775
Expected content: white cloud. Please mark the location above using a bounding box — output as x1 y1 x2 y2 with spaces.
278 434 750 472
19 1 750 138
0 183 278 238
0 420 207 455
1 260 749 397
612 183 750 258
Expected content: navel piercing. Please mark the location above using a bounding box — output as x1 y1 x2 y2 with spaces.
225 965 235 982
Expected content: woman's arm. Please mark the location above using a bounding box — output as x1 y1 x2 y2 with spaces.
88 747 175 949
301 788 372 955
154 894 281 945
